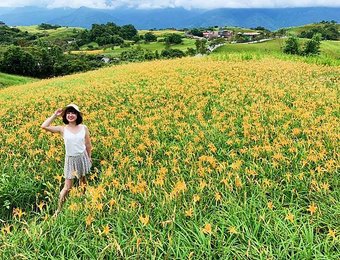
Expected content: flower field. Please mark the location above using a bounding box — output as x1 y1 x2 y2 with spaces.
0 57 339 258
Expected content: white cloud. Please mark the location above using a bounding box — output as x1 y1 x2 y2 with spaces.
0 0 339 9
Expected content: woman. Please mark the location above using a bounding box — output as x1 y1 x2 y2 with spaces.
41 104 92 216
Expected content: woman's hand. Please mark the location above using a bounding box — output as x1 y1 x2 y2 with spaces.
54 108 63 117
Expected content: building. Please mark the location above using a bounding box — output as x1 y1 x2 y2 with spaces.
203 31 219 39
101 57 110 63
238 32 261 41
218 30 233 39
0 21 6 27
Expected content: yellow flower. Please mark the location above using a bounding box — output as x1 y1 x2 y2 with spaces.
170 180 187 198
139 215 150 226
12 207 26 219
285 172 292 182
153 175 165 186
95 203 104 211
230 160 242 171
1 224 11 235
328 229 336 239
85 215 94 227
68 202 79 212
292 128 301 136
109 198 116 208
101 224 110 236
202 223 212 234
193 194 200 203
37 201 45 211
285 212 294 223
185 208 193 217
215 192 221 202
228 226 238 234
267 201 274 210
307 202 317 215
235 175 243 188
54 175 62 183
320 182 330 191
199 180 207 190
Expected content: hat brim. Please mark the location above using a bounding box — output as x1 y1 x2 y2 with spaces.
62 106 82 116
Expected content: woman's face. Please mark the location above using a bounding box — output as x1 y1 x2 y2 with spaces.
66 110 78 123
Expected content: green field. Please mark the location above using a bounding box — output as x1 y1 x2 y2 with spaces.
78 38 197 57
212 38 340 65
17 25 84 42
285 23 340 36
0 55 339 258
0 72 38 88
320 40 340 59
139 29 186 36
215 38 285 54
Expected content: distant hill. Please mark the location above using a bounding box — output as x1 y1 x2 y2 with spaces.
0 6 339 30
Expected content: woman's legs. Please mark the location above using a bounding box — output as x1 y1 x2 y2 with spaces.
54 178 73 216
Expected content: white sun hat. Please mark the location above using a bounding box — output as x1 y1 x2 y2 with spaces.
62 103 82 116
65 103 81 113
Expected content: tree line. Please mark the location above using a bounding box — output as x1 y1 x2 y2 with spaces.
0 22 199 78
298 21 339 40
0 23 138 78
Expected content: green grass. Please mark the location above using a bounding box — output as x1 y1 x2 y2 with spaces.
139 29 185 37
0 72 38 88
285 23 340 36
79 42 100 50
0 57 339 258
214 38 285 54
320 40 340 59
17 25 84 42
98 38 196 57
212 38 340 66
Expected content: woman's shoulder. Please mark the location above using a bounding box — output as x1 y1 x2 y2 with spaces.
81 124 89 132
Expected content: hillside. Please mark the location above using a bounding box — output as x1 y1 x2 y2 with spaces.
213 39 340 60
17 25 83 42
0 56 339 258
0 6 339 30
0 72 38 88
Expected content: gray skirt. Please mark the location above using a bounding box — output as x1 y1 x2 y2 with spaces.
64 151 92 179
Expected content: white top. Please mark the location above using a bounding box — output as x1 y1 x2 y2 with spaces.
63 125 86 156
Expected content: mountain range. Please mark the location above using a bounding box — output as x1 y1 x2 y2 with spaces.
0 6 339 30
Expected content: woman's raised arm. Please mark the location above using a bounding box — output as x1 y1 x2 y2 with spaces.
41 108 63 133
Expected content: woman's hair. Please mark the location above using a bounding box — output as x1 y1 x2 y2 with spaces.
62 107 83 125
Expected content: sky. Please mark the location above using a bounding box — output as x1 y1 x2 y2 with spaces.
0 0 339 9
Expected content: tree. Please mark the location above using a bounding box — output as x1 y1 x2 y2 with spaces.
0 46 37 76
38 23 60 30
132 35 141 43
144 32 157 42
276 28 287 37
298 22 339 40
164 34 183 45
161 49 185 58
119 24 138 40
35 42 63 77
302 33 321 56
190 28 203 37
186 48 196 56
283 36 300 55
195 39 207 54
